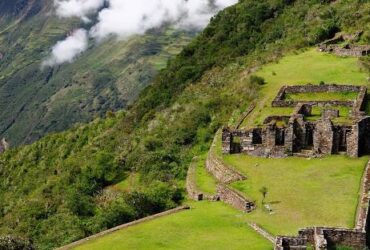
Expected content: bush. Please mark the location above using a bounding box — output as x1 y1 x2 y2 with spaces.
250 75 266 86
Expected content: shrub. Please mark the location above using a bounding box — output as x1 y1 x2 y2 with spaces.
250 75 266 86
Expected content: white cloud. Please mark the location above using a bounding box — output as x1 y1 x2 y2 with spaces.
44 0 238 66
90 0 239 39
54 0 105 19
42 29 88 67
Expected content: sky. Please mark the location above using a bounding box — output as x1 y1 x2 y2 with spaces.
43 0 238 67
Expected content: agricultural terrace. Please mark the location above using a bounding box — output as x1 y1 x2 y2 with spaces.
73 202 273 250
239 49 369 128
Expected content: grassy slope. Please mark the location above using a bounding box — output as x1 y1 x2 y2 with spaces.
222 49 370 235
74 202 273 250
227 154 368 235
239 49 369 128
1 1 370 249
194 155 218 194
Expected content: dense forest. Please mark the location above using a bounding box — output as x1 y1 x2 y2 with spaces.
1 0 370 249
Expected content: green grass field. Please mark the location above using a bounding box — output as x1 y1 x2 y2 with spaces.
285 91 359 102
224 154 369 236
194 155 218 194
240 49 369 128
73 202 273 250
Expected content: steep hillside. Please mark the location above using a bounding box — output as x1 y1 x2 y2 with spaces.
1 0 370 249
0 0 194 146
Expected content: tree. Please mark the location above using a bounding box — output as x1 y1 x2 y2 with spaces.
259 186 268 205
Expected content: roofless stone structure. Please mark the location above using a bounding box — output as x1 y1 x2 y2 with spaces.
222 84 370 158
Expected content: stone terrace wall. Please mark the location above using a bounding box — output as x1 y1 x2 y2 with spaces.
323 228 366 249
274 236 307 250
352 86 367 116
320 44 370 57
58 205 190 250
186 158 219 201
356 160 370 231
186 160 205 201
272 84 363 108
217 184 255 212
206 151 246 183
296 227 366 250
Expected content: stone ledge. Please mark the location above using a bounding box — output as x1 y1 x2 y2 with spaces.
186 157 219 201
217 184 255 213
206 151 246 183
57 205 190 250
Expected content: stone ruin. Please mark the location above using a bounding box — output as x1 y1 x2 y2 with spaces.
318 31 370 57
222 84 370 158
275 227 366 250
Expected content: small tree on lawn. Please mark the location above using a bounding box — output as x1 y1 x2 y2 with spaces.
259 186 268 205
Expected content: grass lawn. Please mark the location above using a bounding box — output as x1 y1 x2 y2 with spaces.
73 202 273 250
223 154 369 236
194 155 218 194
284 91 359 102
240 49 369 128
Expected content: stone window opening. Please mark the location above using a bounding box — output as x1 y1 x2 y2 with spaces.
275 129 285 146
305 127 314 149
252 129 263 145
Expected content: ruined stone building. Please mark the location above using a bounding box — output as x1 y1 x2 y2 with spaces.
222 84 370 158
318 31 370 57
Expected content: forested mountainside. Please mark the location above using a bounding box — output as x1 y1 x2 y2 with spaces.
0 0 194 146
1 0 370 249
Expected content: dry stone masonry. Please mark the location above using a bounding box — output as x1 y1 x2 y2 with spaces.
318 31 370 57
275 227 367 250
217 184 255 213
222 84 370 158
186 157 219 201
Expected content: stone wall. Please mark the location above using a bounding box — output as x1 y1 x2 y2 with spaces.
274 236 307 250
355 160 370 231
322 109 339 119
313 119 334 155
217 184 255 212
186 158 219 201
352 86 367 116
272 84 363 108
298 227 366 250
276 227 367 250
319 44 370 57
206 151 246 183
186 160 204 201
347 123 360 157
58 206 190 250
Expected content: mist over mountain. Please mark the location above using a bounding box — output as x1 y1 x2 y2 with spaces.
0 0 202 146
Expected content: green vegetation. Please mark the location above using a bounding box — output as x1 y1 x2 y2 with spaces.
74 202 273 250
239 49 369 128
284 91 359 102
304 105 352 124
225 154 368 235
0 2 194 146
194 155 218 194
1 0 370 249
